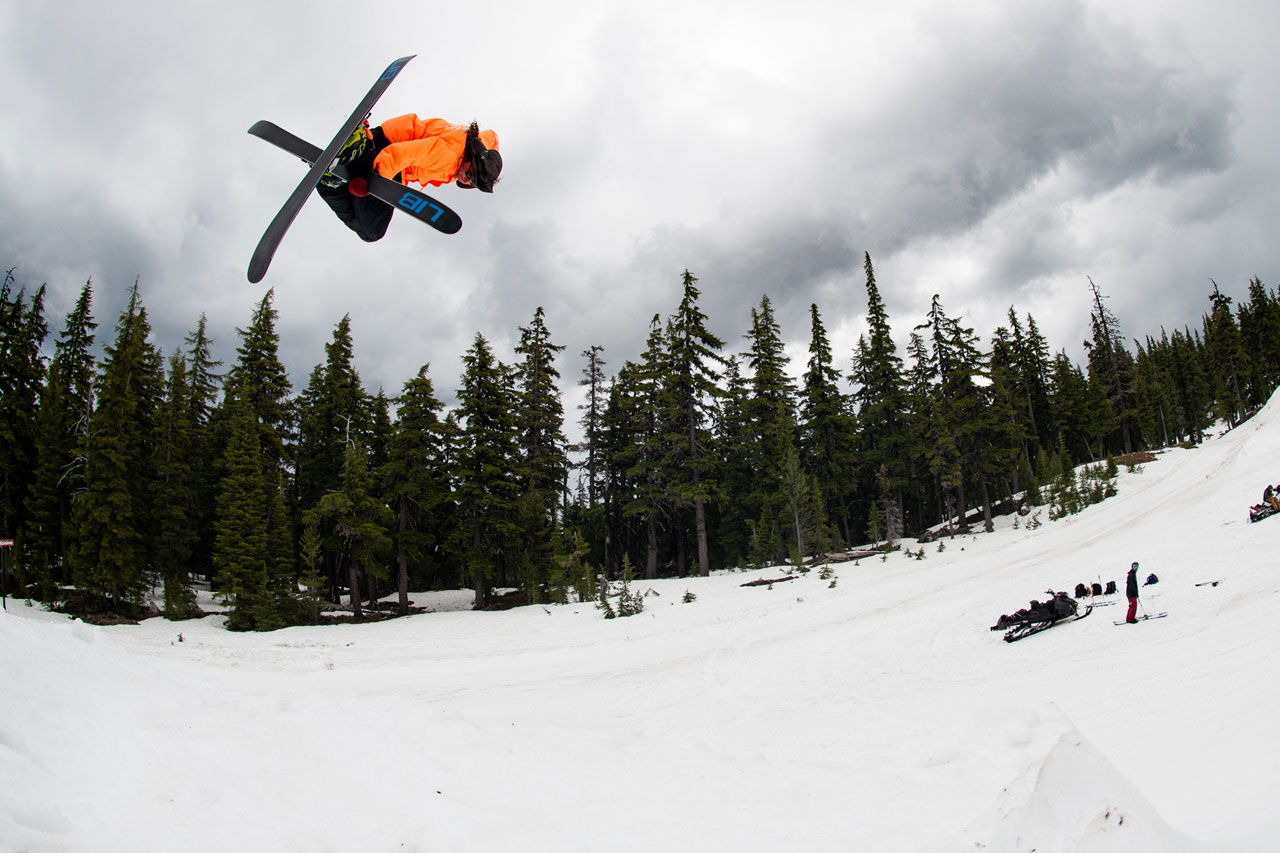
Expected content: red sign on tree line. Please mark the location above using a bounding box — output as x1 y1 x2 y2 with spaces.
0 539 13 547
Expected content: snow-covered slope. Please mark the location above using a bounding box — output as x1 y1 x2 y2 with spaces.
3 399 1279 852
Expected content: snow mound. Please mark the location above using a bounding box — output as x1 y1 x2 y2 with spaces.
946 727 1213 853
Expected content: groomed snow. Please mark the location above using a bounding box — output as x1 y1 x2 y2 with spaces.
3 397 1280 852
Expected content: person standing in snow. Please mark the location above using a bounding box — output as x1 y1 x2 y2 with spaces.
316 115 502 242
1125 561 1140 624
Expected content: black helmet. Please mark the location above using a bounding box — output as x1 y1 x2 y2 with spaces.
461 121 502 193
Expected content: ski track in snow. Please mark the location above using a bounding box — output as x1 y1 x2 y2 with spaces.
3 400 1280 851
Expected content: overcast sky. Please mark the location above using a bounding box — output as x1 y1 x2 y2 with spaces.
4 0 1278 421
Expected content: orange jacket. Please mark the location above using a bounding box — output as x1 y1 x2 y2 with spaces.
373 115 500 187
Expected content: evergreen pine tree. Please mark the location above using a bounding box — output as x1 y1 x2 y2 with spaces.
214 291 295 624
572 345 610 571
224 290 293 472
1085 277 1138 453
456 333 522 608
24 280 95 588
801 303 856 547
513 307 568 599
153 352 200 618
384 364 454 614
576 345 608 508
72 282 164 613
305 439 392 618
742 294 797 562
713 357 754 566
916 295 985 530
1048 352 1094 461
662 271 726 576
297 314 371 513
0 271 48 566
982 328 1031 523
183 314 222 585
298 517 326 623
849 253 911 539
214 394 277 630
1240 277 1280 396
1203 280 1249 424
617 317 670 579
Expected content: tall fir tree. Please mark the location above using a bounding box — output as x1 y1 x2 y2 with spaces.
214 392 294 630
978 330 1029 525
24 279 95 587
456 333 522 608
616 317 669 579
297 314 371 514
224 290 294 472
742 294 797 562
305 438 392 618
71 282 164 612
513 307 568 598
384 364 455 613
576 344 609 509
214 291 294 620
849 253 911 540
0 271 48 555
183 314 222 584
713 356 754 565
1085 277 1138 454
662 271 725 576
1203 280 1249 424
152 352 200 618
1239 278 1280 397
800 303 856 547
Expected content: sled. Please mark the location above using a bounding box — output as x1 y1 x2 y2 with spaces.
991 591 1092 643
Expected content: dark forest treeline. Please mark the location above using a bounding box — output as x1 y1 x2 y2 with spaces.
2 260 1278 628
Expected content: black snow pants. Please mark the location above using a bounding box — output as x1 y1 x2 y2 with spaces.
315 126 394 242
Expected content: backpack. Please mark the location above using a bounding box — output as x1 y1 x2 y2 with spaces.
1145 573 1159 585
1104 580 1117 595
1075 583 1089 598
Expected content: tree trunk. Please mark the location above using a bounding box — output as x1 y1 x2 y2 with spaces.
348 556 362 618
397 499 409 616
645 513 658 579
792 504 805 561
695 499 710 577
979 471 994 533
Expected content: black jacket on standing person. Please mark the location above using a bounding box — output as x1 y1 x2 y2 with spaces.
1126 567 1139 599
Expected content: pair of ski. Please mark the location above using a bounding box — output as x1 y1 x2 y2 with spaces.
1114 612 1168 625
247 55 461 283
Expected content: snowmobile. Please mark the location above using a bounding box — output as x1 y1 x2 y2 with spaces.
991 590 1092 643
1248 503 1278 523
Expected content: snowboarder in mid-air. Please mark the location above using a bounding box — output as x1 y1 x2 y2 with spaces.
320 115 502 242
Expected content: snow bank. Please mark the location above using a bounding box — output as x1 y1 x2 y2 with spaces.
939 722 1209 852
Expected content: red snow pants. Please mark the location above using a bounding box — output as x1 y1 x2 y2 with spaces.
1126 597 1138 623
